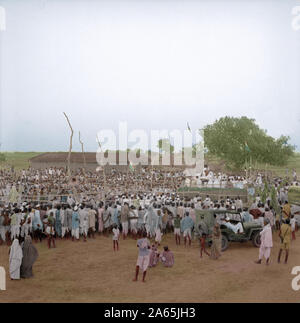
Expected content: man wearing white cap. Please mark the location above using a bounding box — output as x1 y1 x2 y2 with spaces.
61 206 68 239
180 212 194 247
88 205 96 239
255 218 273 265
32 205 43 242
120 202 130 239
79 204 89 242
71 206 80 241
23 207 33 237
133 231 151 283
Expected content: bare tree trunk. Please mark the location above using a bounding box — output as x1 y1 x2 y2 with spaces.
79 131 86 170
151 164 153 191
63 112 74 177
96 135 107 196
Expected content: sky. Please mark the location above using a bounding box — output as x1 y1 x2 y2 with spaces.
0 0 299 152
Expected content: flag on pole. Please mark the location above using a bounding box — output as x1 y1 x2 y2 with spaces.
187 122 192 133
129 161 135 172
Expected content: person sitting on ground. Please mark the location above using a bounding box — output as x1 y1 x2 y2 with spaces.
200 233 210 258
160 246 174 267
148 243 160 268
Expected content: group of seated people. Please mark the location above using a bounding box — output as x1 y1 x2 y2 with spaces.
148 244 174 268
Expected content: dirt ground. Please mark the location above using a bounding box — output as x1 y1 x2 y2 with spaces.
0 231 300 303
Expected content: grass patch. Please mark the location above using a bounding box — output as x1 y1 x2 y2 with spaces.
0 152 44 170
288 187 300 205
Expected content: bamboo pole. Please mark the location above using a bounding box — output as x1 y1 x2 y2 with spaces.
63 112 74 177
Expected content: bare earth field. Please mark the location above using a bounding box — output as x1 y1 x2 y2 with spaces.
1 152 300 177
1 232 300 303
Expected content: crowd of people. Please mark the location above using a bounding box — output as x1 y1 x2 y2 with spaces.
0 164 299 282
0 166 185 204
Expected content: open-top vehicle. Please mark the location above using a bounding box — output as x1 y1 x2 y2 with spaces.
194 209 263 251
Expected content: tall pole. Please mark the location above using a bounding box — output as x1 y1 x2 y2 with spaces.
96 135 107 196
63 112 74 177
151 164 153 191
79 131 86 170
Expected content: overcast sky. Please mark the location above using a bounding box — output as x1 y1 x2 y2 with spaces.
0 0 299 152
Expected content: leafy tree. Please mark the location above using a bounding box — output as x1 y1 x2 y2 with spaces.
203 116 294 169
270 186 280 213
261 181 269 204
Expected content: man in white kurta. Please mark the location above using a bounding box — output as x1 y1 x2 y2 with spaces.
255 219 273 265
133 232 150 282
79 206 89 241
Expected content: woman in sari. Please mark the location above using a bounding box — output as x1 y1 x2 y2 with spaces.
20 235 39 278
210 219 222 260
9 239 23 280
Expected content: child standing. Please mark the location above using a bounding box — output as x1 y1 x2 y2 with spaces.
200 233 210 258
112 225 120 251
173 214 181 245
148 243 160 267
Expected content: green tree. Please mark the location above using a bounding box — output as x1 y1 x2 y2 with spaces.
203 116 294 169
270 186 280 213
261 181 269 204
157 139 174 154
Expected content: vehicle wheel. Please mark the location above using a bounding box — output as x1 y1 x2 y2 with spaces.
221 235 229 251
252 231 261 248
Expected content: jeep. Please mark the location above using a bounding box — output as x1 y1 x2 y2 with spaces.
194 209 262 251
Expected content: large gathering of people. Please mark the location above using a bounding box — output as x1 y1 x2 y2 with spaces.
0 164 299 282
